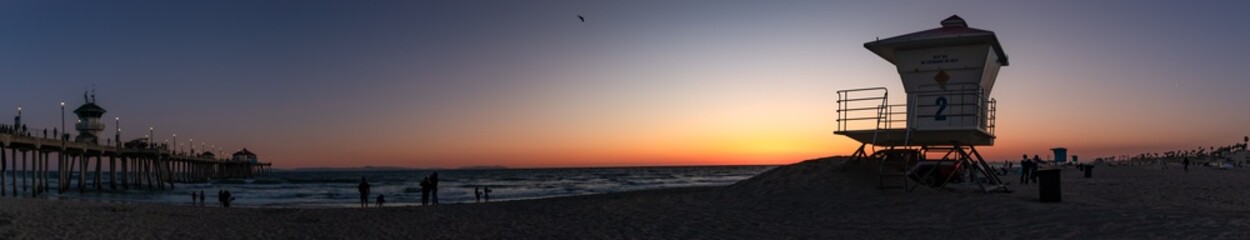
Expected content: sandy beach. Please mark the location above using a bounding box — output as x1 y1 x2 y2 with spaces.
2 157 1249 239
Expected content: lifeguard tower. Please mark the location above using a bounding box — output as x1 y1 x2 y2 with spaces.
835 15 1008 192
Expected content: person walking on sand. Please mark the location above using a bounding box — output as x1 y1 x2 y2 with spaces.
199 190 206 206
1183 157 1190 172
420 177 431 206
192 191 197 205
483 186 492 202
1031 155 1042 184
1019 155 1030 185
223 190 235 208
430 172 440 205
218 190 226 207
376 194 386 207
358 177 370 208
474 187 482 203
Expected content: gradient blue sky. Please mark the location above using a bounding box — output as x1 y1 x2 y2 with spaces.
2 1 1248 168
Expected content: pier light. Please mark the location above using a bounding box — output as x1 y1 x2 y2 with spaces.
60 101 65 136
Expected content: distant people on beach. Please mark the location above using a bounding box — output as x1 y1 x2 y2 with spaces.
483 187 492 202
192 191 198 205
218 190 235 208
474 187 482 203
1030 155 1041 183
431 172 440 205
1183 157 1190 172
376 194 385 207
358 177 371 208
199 190 206 206
420 177 431 206
226 190 235 207
1019 155 1031 185
1006 161 1013 176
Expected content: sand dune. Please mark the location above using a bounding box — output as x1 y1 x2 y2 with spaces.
1 157 1249 239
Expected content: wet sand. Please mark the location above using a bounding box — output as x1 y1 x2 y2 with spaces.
1 157 1248 239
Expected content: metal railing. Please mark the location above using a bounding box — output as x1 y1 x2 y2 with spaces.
835 87 897 132
910 83 996 134
836 83 996 135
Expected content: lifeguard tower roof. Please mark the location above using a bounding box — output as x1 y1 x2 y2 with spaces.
864 15 1009 67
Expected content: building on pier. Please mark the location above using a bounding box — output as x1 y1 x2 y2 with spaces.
232 148 258 164
199 151 215 159
73 93 107 144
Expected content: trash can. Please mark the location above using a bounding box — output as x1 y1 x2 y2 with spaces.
1037 169 1062 203
1083 165 1093 178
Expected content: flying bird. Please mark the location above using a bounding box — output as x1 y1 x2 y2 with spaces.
577 15 584 22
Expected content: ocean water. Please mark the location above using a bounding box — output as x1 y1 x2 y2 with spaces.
37 165 773 208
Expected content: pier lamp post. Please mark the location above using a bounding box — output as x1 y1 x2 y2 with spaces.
173 134 177 154
115 117 120 146
189 138 194 154
16 106 22 127
60 101 65 140
149 127 154 148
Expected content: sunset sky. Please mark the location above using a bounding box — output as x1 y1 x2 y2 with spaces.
2 1 1248 168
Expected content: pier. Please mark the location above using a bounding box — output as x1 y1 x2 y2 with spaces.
0 94 271 197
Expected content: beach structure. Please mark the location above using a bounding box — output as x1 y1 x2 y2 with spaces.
1051 147 1068 163
0 93 272 197
232 148 257 162
835 15 1008 192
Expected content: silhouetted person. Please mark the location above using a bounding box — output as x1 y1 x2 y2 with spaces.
483 187 492 202
1019 155 1030 185
430 172 440 205
218 190 226 207
192 191 198 205
1031 155 1042 183
474 187 482 203
358 177 370 208
223 190 234 207
1183 157 1190 172
199 190 206 206
376 194 385 207
419 177 431 206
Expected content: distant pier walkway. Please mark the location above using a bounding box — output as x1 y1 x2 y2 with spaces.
0 126 271 196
